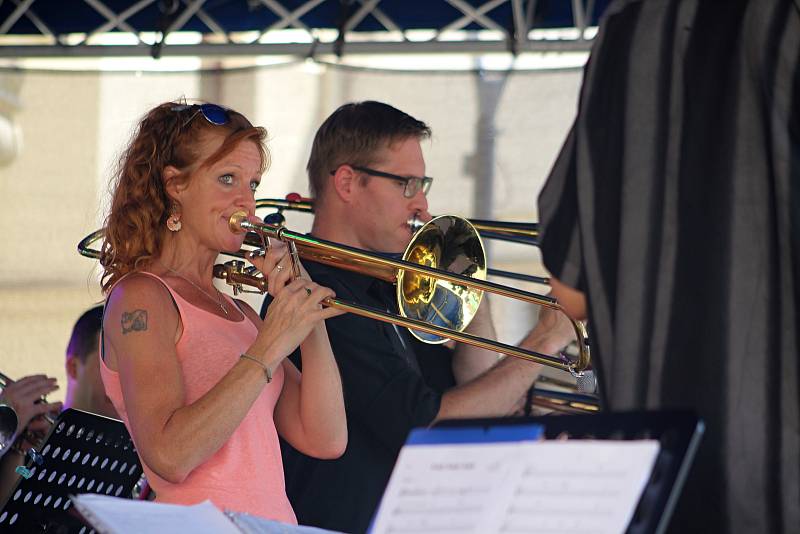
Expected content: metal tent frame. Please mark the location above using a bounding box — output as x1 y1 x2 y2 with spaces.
0 0 608 58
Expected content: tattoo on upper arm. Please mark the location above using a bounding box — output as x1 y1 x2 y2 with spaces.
121 310 148 334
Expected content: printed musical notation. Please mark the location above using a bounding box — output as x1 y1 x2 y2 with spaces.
371 440 659 534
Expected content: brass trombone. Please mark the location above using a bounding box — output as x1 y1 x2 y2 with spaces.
257 196 538 244
528 374 600 414
257 196 547 284
222 211 590 376
77 213 591 377
529 388 601 414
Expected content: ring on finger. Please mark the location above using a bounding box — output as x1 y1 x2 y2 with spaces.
249 247 266 258
276 264 284 272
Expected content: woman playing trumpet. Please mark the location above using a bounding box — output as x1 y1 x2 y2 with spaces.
99 101 346 523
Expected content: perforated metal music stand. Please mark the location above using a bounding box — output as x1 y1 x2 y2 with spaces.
0 408 144 533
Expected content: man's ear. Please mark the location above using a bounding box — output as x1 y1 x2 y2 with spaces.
330 165 358 203
65 356 79 380
163 165 186 202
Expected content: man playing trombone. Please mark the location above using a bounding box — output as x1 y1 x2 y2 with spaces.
261 101 576 534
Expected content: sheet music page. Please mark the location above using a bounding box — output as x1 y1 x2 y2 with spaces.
501 441 660 534
370 440 659 534
371 442 528 534
71 494 239 534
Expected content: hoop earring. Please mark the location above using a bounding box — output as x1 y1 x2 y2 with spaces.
166 206 182 232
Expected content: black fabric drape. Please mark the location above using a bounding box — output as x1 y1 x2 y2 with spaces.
538 1 799 532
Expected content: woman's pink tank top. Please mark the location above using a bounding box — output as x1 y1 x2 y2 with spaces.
99 272 296 523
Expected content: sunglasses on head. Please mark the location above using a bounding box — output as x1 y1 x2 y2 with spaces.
170 103 230 127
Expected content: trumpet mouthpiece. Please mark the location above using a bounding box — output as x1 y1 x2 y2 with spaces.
229 211 249 233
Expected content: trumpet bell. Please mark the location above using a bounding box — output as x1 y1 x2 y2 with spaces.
398 216 486 343
0 403 18 451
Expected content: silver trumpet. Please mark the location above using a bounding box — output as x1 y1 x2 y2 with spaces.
0 371 55 453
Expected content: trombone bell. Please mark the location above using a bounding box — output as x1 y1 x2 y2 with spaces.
399 216 486 343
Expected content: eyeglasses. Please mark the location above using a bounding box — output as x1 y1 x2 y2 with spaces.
345 165 433 198
170 103 230 127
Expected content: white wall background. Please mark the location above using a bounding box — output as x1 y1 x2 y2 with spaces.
0 58 583 396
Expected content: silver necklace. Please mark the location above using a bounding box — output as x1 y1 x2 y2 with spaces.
159 262 228 316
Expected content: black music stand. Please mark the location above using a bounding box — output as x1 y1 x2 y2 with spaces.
0 408 144 533
433 410 704 534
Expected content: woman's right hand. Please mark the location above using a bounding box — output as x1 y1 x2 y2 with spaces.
254 278 344 367
245 237 316 298
245 234 344 365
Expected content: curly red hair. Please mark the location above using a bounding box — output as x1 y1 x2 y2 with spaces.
100 101 268 293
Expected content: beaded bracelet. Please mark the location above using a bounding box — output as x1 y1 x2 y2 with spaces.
240 353 272 383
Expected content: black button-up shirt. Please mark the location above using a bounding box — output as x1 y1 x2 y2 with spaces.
262 259 454 534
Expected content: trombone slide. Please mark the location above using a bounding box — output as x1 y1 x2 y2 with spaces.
215 262 584 374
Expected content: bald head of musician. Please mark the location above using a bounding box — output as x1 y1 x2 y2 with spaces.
308 100 434 253
64 305 117 418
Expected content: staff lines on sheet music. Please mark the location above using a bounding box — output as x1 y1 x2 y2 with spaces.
514 486 622 499
521 467 629 478
391 504 483 515
385 513 475 533
506 503 614 516
374 440 661 534
398 486 492 497
501 513 607 533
